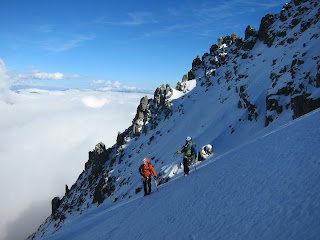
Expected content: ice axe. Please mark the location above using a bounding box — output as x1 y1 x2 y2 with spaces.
153 177 158 191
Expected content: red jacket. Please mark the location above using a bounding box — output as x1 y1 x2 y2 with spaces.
139 158 157 178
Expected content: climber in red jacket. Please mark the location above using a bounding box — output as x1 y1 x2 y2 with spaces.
139 158 157 196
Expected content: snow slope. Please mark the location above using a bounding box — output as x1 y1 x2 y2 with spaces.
37 108 320 240
28 0 320 239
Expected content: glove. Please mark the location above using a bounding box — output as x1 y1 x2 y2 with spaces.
176 150 181 154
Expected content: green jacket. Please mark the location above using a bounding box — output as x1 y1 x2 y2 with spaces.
181 142 197 159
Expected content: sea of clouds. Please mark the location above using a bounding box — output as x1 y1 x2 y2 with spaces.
0 60 152 240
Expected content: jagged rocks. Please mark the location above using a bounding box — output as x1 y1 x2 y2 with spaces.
293 0 304 6
238 85 258 121
182 74 188 82
116 128 131 147
245 25 257 40
133 96 150 136
176 75 189 91
280 3 291 22
132 84 173 136
210 44 219 55
218 33 241 47
86 143 110 176
266 95 284 125
192 56 202 69
242 26 257 51
152 84 173 122
92 178 105 205
189 33 242 81
95 142 106 154
65 185 69 194
187 70 195 80
265 80 319 125
51 197 61 215
258 14 276 47
291 94 320 119
154 84 173 109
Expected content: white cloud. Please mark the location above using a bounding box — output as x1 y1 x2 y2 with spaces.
91 79 152 94
92 79 119 88
0 72 151 240
33 71 64 80
16 70 80 81
82 95 110 108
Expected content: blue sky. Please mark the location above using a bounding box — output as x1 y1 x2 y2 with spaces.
0 0 287 91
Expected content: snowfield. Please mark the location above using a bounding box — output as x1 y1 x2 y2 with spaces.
39 108 320 240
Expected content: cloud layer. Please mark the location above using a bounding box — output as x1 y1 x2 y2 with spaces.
0 84 150 240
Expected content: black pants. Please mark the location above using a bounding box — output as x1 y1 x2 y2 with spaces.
143 177 152 195
183 157 191 175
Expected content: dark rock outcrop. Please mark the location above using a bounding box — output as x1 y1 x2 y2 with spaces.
242 26 257 51
51 197 61 215
258 14 276 47
132 96 149 136
218 33 241 47
86 142 110 176
245 25 257 40
291 94 320 119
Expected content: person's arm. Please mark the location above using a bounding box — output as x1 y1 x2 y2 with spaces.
176 144 185 154
192 145 197 159
138 165 144 177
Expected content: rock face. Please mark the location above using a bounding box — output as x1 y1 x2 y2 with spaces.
132 84 173 136
245 25 257 40
176 75 189 92
258 14 276 47
132 96 149 136
242 26 257 51
86 142 110 175
291 94 320 119
51 197 60 216
218 33 242 47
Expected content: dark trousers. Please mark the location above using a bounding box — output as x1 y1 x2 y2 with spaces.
142 177 152 194
183 157 191 175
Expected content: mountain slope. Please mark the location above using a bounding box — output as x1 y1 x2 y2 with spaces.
36 108 320 240
28 0 320 239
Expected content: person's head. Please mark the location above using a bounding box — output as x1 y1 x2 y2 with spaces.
186 136 192 142
142 157 149 164
205 144 213 154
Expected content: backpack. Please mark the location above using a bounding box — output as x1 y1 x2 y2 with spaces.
184 142 196 157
